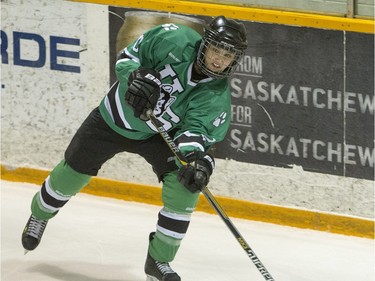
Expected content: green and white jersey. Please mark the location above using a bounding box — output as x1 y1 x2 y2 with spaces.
99 23 231 154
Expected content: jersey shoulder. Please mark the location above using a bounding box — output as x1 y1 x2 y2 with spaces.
190 78 231 111
202 77 230 97
142 23 201 55
150 23 202 44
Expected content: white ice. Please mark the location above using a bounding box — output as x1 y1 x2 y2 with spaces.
1 180 374 281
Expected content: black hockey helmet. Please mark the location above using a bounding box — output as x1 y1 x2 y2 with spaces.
197 16 248 79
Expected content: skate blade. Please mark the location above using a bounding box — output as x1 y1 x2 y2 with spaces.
146 275 158 281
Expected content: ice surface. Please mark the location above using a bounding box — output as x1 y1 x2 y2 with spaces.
1 180 374 281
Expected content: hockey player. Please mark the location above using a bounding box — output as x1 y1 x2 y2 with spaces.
22 15 247 281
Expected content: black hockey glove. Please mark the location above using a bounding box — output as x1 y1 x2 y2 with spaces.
125 67 161 121
177 153 215 193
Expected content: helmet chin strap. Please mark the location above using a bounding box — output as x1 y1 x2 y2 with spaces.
192 61 209 81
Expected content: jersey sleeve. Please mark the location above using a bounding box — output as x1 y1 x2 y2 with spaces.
119 24 197 70
115 24 197 89
174 83 231 156
114 24 182 109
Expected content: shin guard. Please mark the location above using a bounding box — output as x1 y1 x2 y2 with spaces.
31 160 91 220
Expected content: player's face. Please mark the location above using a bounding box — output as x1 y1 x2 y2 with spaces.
204 44 236 73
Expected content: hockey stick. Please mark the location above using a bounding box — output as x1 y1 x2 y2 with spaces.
147 112 276 281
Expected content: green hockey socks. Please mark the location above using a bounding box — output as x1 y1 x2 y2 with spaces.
149 172 200 262
31 160 91 220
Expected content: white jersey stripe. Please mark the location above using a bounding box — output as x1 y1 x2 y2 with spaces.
115 57 132 65
114 85 132 129
103 96 115 122
178 142 205 152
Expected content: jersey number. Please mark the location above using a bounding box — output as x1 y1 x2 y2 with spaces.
162 23 179 31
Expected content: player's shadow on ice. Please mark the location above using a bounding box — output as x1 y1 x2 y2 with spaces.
28 263 139 281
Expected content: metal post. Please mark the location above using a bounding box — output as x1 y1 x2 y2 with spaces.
347 0 355 18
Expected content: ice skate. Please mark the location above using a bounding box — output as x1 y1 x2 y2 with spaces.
145 253 181 281
22 214 48 254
